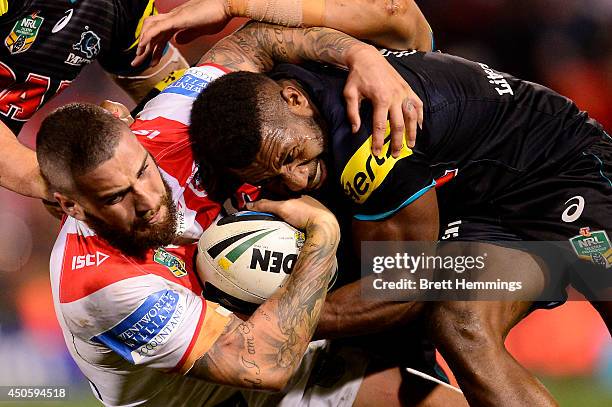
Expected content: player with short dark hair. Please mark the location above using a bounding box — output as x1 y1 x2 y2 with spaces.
38 104 126 191
187 52 612 406
40 23 467 406
40 102 345 406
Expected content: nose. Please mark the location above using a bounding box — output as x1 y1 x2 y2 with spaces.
132 181 159 217
282 165 310 192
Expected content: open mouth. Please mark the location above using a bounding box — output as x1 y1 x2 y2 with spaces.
309 160 327 190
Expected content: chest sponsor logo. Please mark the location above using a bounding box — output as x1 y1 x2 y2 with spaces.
65 27 100 66
341 122 412 204
161 66 223 98
5 12 44 54
93 290 185 363
153 247 188 278
52 9 73 34
569 228 612 268
71 251 110 270
478 63 513 96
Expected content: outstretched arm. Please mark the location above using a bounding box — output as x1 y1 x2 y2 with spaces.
0 121 48 199
188 196 339 390
132 0 432 67
201 21 423 155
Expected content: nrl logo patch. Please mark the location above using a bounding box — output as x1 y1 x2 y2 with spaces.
569 228 612 268
5 12 44 54
153 248 188 277
295 231 305 249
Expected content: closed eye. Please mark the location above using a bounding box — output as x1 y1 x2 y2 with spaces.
283 153 295 165
137 163 149 179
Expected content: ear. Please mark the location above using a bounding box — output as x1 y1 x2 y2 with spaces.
54 192 86 221
280 84 314 117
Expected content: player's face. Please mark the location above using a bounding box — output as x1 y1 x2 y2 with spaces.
73 132 177 256
235 114 328 196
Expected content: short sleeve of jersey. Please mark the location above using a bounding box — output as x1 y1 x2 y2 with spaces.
340 129 435 221
61 273 230 373
57 228 230 372
98 0 156 75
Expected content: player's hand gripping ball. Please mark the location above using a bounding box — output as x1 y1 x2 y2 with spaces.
197 211 337 314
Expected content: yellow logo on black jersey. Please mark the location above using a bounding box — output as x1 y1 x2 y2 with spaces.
341 122 413 204
127 0 157 51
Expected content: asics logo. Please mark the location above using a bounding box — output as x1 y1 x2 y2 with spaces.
562 196 585 223
52 9 73 34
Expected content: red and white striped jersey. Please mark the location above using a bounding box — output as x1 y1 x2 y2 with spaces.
50 64 243 406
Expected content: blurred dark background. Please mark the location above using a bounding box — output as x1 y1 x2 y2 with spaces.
420 0 611 131
0 1 610 405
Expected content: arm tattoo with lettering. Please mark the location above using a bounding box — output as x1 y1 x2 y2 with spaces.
190 218 339 390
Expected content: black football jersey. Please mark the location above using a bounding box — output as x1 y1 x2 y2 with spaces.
0 0 156 134
269 51 604 221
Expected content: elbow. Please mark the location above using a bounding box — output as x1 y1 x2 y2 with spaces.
256 352 309 391
267 378 291 393
383 0 433 51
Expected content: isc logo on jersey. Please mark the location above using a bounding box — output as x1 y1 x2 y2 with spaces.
341 122 412 204
93 289 186 364
71 251 110 270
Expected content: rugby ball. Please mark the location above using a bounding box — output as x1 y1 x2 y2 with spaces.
197 211 337 314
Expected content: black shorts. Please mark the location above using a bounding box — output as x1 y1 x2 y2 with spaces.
439 131 612 308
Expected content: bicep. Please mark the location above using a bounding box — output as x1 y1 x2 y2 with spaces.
352 188 439 245
198 22 271 73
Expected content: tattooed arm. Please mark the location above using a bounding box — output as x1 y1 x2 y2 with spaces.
188 196 339 391
200 21 424 153
200 22 368 72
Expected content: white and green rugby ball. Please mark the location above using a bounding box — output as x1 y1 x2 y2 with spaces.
197 211 337 313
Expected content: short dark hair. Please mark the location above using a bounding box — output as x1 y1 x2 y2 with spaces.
189 71 283 201
37 103 125 193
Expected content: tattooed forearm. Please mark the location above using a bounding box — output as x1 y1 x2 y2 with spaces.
200 22 366 73
189 216 339 391
256 219 339 372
